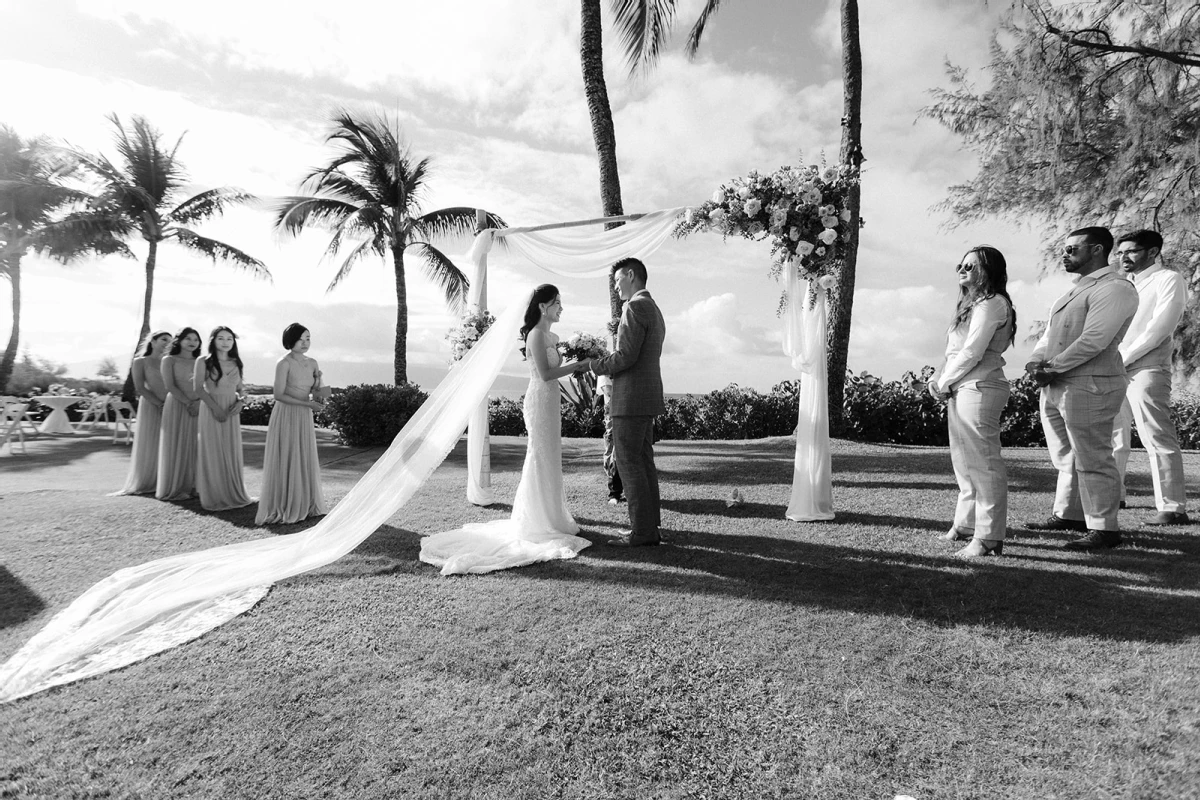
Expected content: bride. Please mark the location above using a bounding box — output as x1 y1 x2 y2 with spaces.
419 284 594 575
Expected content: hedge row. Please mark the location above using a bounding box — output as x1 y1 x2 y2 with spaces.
259 374 1200 449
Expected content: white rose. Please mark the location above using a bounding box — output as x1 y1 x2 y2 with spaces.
709 207 726 222
789 226 801 242
818 228 838 245
771 209 789 227
795 240 815 256
804 189 822 204
821 215 838 228
816 246 827 256
711 189 725 204
744 198 762 216
817 274 837 290
822 167 838 182
737 186 752 199
685 208 695 225
749 221 765 235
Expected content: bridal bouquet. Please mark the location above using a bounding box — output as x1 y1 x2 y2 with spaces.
673 161 860 287
446 309 496 364
558 332 609 416
557 331 609 364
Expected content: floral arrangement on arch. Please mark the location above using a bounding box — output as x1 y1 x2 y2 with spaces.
446 309 496 364
674 162 860 286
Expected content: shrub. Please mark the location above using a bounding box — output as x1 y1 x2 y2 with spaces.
240 395 275 426
1168 391 1200 450
1000 375 1044 447
658 394 702 440
841 367 948 445
488 396 526 436
322 383 428 446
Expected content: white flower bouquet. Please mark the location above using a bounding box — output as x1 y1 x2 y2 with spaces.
445 309 497 364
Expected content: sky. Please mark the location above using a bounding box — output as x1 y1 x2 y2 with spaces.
1 0 1080 395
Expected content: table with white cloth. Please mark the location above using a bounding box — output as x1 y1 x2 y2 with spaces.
32 396 82 434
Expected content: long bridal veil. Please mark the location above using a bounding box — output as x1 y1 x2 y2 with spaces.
0 300 527 704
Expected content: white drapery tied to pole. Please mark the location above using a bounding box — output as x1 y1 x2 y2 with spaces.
462 208 687 504
782 265 836 521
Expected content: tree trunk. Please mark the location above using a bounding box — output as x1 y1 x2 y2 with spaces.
0 253 20 394
392 243 409 384
828 0 864 435
124 239 158 401
580 0 626 329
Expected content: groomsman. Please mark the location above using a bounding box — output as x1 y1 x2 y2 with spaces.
1111 230 1190 524
1025 226 1139 550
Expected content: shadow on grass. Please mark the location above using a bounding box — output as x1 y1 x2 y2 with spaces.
548 527 1200 643
0 567 46 630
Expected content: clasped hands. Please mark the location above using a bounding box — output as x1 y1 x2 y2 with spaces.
1024 360 1057 387
572 358 594 374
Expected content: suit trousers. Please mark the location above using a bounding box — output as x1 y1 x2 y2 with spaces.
1040 375 1126 531
611 415 660 537
602 408 624 500
1112 367 1187 512
947 379 1010 541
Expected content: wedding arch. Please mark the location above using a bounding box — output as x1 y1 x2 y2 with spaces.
0 163 853 703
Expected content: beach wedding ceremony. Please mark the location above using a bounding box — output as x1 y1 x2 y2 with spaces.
2 0 1199 797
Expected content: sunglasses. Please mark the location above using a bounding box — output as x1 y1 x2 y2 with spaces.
1061 243 1098 256
955 263 975 274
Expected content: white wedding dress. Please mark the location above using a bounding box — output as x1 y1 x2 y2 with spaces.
419 335 591 575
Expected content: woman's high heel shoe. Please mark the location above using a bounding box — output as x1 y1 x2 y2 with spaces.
940 527 970 541
955 538 1004 558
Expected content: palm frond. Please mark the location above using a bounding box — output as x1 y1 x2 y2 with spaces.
684 0 722 59
325 237 377 293
411 242 469 313
34 211 137 262
168 187 256 226
413 206 493 245
272 195 361 237
322 205 388 261
106 113 187 206
299 169 378 208
611 0 678 75
173 227 271 281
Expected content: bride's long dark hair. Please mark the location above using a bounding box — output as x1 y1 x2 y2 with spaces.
519 284 559 358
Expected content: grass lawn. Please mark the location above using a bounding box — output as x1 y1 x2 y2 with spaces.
1 430 1199 799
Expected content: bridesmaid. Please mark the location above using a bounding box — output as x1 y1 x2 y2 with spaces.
256 323 329 525
194 326 253 511
115 331 172 495
156 327 203 501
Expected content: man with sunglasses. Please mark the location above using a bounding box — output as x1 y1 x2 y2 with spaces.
1024 227 1140 550
1111 230 1190 525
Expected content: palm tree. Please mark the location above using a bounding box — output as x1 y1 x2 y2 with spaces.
43 114 268 397
274 111 502 385
0 126 94 392
604 0 864 432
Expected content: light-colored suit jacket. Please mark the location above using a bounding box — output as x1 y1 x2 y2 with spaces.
1030 268 1138 379
592 290 666 416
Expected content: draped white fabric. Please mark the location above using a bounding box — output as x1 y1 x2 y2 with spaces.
465 237 496 506
783 267 835 521
0 300 528 704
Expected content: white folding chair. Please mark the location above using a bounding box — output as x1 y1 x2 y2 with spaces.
111 400 135 445
1 396 39 438
1 400 30 454
74 395 111 431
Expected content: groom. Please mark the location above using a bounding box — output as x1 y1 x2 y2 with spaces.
591 257 666 547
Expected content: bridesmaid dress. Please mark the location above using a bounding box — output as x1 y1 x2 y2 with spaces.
196 362 254 511
156 356 199 501
116 356 166 495
255 358 328 525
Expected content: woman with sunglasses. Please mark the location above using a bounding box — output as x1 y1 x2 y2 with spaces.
929 246 1018 558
